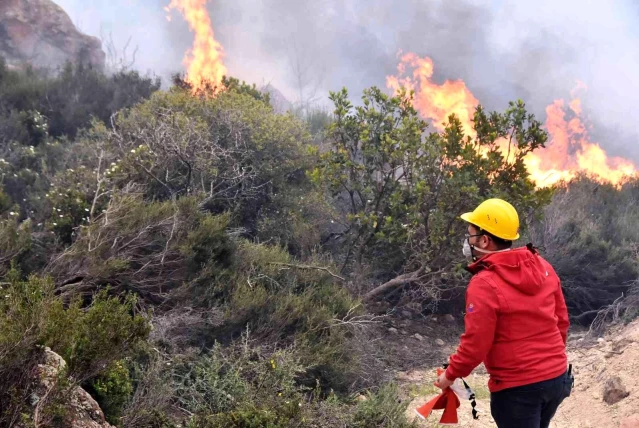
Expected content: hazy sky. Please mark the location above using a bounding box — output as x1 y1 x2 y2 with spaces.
55 0 639 159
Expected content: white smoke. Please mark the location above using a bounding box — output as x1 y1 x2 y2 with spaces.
54 0 639 159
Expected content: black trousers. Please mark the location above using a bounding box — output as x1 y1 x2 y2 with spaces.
490 371 573 428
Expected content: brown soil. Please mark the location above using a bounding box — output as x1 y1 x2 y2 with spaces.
375 307 639 428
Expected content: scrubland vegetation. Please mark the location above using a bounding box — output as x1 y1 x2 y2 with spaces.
1 59 636 426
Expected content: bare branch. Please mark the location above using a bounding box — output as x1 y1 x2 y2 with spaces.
268 262 345 281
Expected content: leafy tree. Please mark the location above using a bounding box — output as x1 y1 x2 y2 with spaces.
312 87 552 301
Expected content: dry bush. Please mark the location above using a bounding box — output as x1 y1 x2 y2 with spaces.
46 191 233 306
150 307 225 352
121 353 177 428
587 282 639 335
528 177 639 322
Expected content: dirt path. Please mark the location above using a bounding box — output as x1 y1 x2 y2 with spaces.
393 320 639 428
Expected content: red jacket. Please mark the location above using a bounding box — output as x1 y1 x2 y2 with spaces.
445 245 569 392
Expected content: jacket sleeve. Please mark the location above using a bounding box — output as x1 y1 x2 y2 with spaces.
445 277 499 381
554 277 570 345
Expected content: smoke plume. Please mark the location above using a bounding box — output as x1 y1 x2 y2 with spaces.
55 0 639 160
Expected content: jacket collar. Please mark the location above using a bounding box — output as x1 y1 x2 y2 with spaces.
465 243 538 275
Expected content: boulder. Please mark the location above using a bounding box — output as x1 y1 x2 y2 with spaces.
18 348 114 428
0 0 105 71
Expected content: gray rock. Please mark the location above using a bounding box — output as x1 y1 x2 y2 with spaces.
602 376 630 405
0 0 105 71
17 348 115 428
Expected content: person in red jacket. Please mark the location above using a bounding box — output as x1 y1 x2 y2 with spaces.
435 198 573 428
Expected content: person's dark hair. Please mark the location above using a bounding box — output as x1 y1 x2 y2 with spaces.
468 223 513 250
482 230 513 250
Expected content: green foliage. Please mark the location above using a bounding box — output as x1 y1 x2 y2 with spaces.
174 343 304 416
171 74 271 105
352 383 417 428
0 218 31 276
9 58 638 427
304 107 333 137
0 268 149 425
0 187 11 213
45 289 150 380
104 89 311 209
222 76 271 105
45 168 95 243
90 360 134 424
171 341 359 428
0 60 160 140
256 188 338 258
180 241 361 389
180 214 236 295
47 193 235 306
313 87 552 297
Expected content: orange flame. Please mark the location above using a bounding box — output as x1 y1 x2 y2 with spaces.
525 87 636 187
166 0 227 94
387 53 637 188
386 52 479 137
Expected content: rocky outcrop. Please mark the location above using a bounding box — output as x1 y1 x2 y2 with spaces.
19 348 114 428
261 84 293 114
0 0 105 70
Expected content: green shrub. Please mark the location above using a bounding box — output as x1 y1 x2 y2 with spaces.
0 267 150 425
179 213 236 305
191 405 295 428
352 383 417 428
0 187 12 214
530 178 639 319
47 194 235 305
89 360 134 425
212 243 361 393
0 60 160 140
44 288 150 380
0 218 32 275
172 342 308 425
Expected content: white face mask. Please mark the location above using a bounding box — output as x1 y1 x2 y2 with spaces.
462 239 473 260
463 237 512 262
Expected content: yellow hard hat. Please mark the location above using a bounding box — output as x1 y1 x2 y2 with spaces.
460 198 520 241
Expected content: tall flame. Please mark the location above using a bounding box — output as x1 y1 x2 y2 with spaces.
387 53 637 188
386 52 479 137
166 0 227 94
526 86 636 187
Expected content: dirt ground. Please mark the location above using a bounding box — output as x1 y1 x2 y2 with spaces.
373 307 639 428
